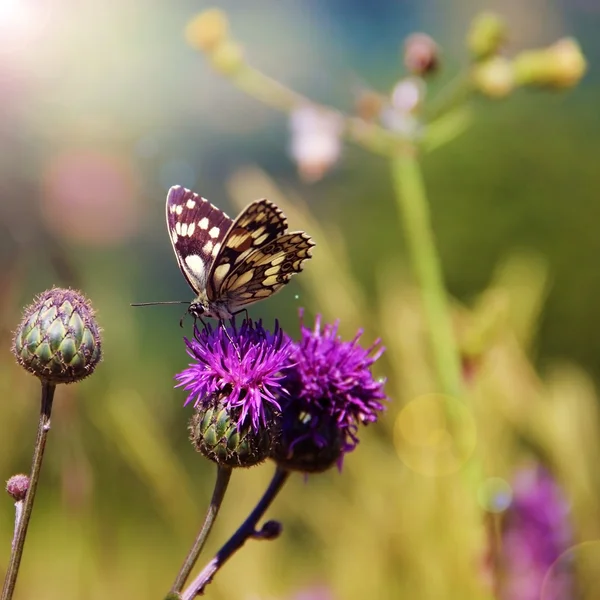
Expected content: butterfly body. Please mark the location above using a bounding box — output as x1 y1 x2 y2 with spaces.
166 185 314 320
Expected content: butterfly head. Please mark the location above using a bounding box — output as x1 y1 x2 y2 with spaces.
188 301 206 320
188 297 234 321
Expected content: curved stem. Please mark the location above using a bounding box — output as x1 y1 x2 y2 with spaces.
1 381 56 600
391 148 463 400
229 64 406 157
168 466 232 596
181 467 290 600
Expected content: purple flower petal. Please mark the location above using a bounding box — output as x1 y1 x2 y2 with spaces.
281 312 387 461
175 320 293 432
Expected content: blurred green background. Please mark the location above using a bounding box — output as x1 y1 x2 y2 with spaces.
1 0 600 598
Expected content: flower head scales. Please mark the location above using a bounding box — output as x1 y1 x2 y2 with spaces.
176 319 293 432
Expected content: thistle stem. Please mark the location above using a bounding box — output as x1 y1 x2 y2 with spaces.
168 466 232 596
181 467 290 600
391 147 463 400
1 381 56 600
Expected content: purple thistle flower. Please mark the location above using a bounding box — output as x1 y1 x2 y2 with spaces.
176 320 293 432
500 465 573 600
275 312 387 470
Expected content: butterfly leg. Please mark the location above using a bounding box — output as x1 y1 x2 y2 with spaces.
232 308 250 325
179 309 188 328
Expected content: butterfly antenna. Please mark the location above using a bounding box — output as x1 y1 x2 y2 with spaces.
131 301 191 307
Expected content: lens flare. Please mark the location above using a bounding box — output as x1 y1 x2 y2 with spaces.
394 393 477 476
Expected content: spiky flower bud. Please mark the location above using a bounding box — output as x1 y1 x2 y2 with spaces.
185 9 230 53
403 33 439 76
6 474 29 502
12 288 102 384
513 38 587 89
467 13 508 60
189 398 272 468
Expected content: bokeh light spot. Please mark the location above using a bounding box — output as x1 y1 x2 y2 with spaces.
41 150 140 246
394 393 477 476
477 477 512 513
541 541 600 600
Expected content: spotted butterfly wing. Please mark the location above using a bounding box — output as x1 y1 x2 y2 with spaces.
166 185 314 319
166 186 232 299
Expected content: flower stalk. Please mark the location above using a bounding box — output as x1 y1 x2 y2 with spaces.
390 148 463 400
169 466 232 596
181 467 290 600
1 381 56 600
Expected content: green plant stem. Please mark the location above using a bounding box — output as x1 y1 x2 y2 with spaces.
181 467 290 600
168 466 232 596
229 64 405 157
1 381 56 600
391 148 463 400
425 71 474 122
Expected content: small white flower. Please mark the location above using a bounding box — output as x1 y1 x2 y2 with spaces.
380 78 425 138
289 105 344 182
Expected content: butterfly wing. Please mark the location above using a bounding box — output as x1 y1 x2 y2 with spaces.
205 199 290 301
217 231 315 313
165 186 233 296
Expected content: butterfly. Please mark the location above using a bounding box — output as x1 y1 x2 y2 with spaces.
166 185 314 320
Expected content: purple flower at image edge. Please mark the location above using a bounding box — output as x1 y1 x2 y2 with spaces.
501 465 574 600
283 311 387 460
176 320 294 431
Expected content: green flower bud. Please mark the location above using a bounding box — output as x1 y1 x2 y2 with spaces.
184 9 230 53
12 288 102 384
472 56 515 98
513 38 587 89
189 398 272 468
467 13 508 60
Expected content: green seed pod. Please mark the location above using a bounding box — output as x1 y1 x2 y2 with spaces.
12 288 102 384
271 409 343 474
189 398 272 468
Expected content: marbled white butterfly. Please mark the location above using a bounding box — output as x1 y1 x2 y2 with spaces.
166 185 314 320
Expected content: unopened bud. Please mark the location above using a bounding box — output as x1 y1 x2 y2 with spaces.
513 38 587 89
467 13 508 60
12 288 102 384
185 9 229 53
254 520 283 540
403 33 439 76
6 474 29 502
472 57 514 99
